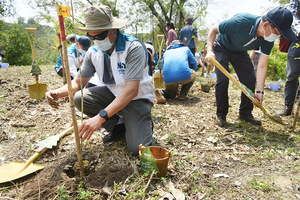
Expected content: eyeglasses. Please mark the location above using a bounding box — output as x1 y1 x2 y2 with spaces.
86 31 109 40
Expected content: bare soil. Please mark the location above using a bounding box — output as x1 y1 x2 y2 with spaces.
0 65 300 199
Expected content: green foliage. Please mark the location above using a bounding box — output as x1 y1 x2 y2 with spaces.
0 0 15 17
0 20 32 65
0 18 58 66
56 183 70 200
77 181 94 200
250 178 277 193
267 42 287 81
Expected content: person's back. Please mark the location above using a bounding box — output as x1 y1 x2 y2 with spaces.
154 40 197 102
179 17 198 55
163 43 196 83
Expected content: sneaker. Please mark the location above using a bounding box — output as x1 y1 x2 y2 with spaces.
216 115 227 127
103 124 126 143
179 96 189 101
276 103 293 116
238 114 261 125
155 89 166 104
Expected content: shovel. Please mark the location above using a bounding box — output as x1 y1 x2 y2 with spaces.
26 28 47 100
154 34 165 89
210 57 285 126
0 125 78 184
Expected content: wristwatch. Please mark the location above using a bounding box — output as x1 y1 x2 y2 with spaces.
256 91 264 94
99 109 109 121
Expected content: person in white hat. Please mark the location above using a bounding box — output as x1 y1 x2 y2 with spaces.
45 5 155 155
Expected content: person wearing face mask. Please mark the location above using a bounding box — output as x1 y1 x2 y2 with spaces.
45 5 155 155
54 36 91 79
205 7 297 127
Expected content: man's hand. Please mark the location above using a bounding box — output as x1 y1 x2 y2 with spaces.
45 90 60 109
205 51 215 64
79 114 104 140
254 93 263 106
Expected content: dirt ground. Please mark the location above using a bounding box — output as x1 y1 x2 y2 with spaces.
0 65 300 199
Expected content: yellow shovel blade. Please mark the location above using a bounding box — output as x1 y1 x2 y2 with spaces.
0 161 44 183
29 82 47 100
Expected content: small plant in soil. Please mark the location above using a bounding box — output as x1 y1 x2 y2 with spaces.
56 183 70 200
250 178 277 193
77 181 94 200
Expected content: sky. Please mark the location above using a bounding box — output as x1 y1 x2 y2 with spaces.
205 0 281 27
4 0 282 28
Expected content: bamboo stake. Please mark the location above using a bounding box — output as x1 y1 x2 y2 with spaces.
57 30 67 84
57 5 84 177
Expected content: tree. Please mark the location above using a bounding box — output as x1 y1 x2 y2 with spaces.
124 0 208 50
0 19 32 66
0 0 15 18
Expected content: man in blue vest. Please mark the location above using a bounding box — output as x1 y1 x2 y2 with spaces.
205 7 297 127
45 5 155 155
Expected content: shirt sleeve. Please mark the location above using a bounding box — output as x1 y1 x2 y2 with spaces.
187 49 198 71
260 41 274 56
77 50 96 78
193 27 198 37
125 41 146 82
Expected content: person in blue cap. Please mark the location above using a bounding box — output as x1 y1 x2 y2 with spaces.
54 36 91 79
205 7 297 127
277 0 300 116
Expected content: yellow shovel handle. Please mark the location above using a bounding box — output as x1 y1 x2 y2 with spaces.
157 34 164 60
26 28 37 61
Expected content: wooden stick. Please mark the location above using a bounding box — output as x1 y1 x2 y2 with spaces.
143 170 155 194
57 31 66 84
292 100 300 132
58 10 84 177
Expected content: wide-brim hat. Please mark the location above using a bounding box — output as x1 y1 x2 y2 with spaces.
76 5 127 32
266 7 297 42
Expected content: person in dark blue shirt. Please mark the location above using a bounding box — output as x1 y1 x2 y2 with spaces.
179 17 198 55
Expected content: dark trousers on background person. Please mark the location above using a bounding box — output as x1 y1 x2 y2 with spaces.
213 39 256 117
284 37 300 105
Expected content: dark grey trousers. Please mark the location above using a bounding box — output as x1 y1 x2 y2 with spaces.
74 86 154 155
284 37 300 105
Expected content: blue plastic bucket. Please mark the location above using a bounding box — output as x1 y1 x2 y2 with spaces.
0 63 9 68
210 73 216 79
270 83 280 91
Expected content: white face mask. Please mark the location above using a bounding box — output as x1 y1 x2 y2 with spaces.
78 48 86 55
94 37 113 51
264 25 280 42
